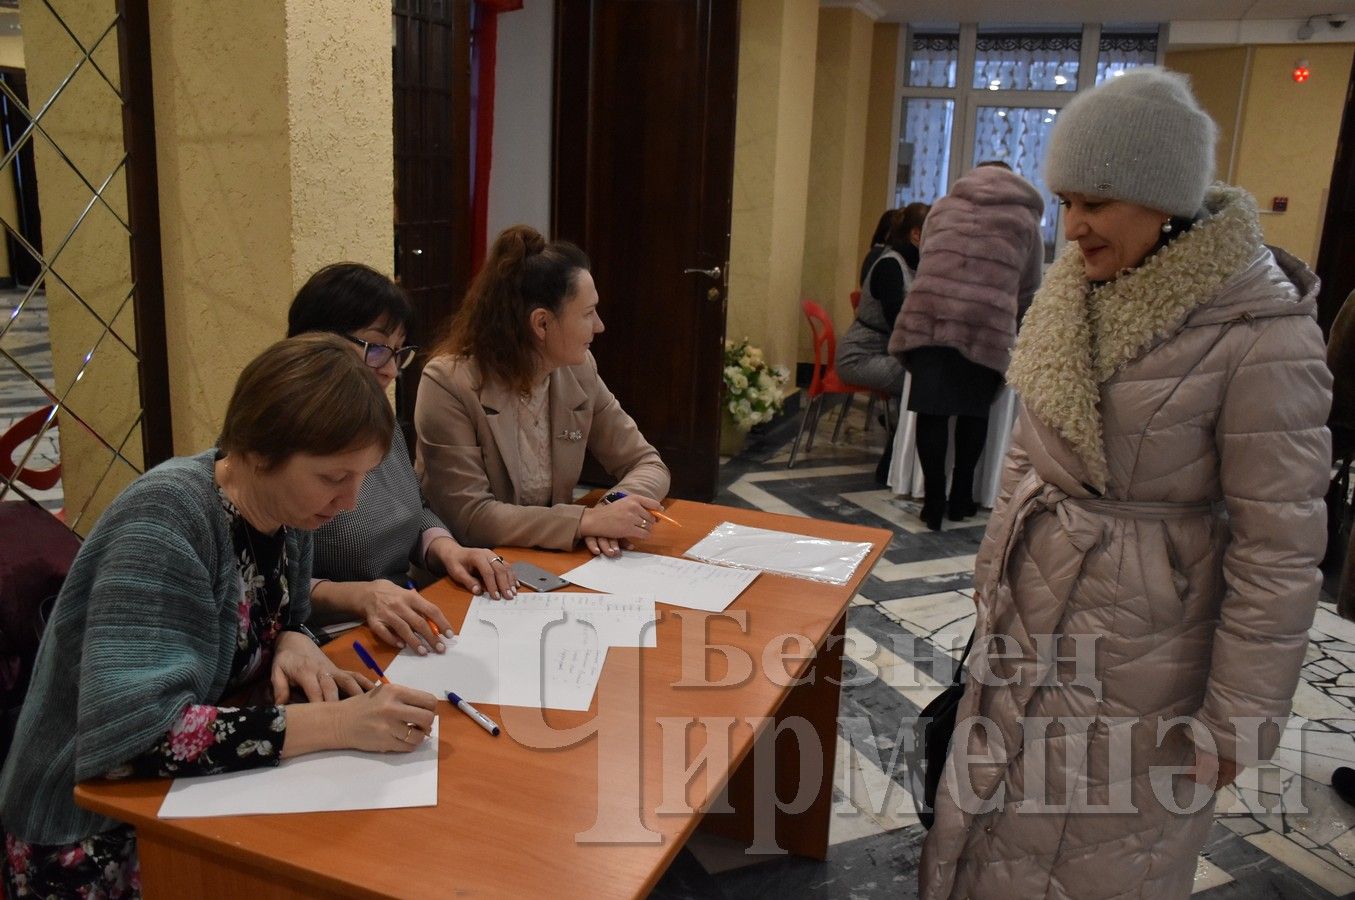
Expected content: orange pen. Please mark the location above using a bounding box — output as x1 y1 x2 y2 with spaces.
650 508 683 527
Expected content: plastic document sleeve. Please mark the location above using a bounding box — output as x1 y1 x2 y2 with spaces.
681 521 871 585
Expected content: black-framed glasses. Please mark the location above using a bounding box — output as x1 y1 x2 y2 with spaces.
343 334 419 370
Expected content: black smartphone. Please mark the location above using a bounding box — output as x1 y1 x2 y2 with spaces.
510 561 571 592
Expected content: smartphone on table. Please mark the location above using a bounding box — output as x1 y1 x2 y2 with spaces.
510 561 571 592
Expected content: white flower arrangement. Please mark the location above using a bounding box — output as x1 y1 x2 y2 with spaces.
723 337 790 429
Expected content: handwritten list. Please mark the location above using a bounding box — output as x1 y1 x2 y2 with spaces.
562 552 758 612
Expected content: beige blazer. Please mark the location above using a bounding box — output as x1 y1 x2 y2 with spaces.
414 352 671 550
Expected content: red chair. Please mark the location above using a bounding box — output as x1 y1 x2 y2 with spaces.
0 406 61 492
788 300 882 467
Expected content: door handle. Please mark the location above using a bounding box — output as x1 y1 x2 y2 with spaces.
683 266 721 280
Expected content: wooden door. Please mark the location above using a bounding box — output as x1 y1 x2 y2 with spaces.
1318 54 1355 332
553 0 739 501
393 0 472 424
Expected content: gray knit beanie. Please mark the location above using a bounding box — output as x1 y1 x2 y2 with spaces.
1044 67 1217 217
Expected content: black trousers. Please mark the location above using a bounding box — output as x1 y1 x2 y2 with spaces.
915 413 989 509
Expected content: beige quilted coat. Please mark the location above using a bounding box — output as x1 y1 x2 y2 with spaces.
920 186 1332 899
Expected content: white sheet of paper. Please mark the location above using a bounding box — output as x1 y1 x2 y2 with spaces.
385 597 608 711
157 720 439 819
482 592 657 647
562 552 759 612
682 522 871 585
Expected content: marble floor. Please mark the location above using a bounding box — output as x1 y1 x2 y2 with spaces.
653 402 1355 899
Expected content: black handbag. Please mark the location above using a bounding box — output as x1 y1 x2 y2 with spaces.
913 630 975 829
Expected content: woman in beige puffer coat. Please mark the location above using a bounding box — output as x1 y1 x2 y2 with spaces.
920 69 1331 899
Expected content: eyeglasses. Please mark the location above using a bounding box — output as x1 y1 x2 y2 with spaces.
343 334 419 370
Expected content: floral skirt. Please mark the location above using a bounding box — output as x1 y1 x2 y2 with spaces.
5 826 139 898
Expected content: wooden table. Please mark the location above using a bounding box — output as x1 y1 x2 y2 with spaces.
76 500 889 899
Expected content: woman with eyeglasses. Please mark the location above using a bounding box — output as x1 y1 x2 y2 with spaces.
287 263 517 654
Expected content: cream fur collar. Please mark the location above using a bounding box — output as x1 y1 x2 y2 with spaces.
1006 185 1263 489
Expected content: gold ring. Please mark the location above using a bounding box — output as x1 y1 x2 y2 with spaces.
403 723 414 743
491 555 505 565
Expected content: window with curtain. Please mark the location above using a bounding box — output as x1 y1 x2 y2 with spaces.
973 106 1062 259
894 23 1162 259
972 29 1080 91
909 31 959 88
896 98 955 207
1096 31 1159 83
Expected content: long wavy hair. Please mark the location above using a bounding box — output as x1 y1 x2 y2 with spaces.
435 225 590 395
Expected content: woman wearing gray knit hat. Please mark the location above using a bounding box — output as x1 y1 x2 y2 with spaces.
920 67 1332 899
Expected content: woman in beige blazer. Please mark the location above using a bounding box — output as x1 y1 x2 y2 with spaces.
415 225 671 556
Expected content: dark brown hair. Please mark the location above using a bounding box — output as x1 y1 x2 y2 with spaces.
287 263 413 338
869 208 895 245
886 202 930 252
219 333 394 469
435 225 590 395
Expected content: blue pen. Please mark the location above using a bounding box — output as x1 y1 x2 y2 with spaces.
446 691 500 736
352 640 390 684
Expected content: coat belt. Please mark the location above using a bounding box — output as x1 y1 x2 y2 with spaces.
959 477 1221 809
981 474 1219 605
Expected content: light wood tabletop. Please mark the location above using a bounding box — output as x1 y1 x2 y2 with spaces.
75 499 890 899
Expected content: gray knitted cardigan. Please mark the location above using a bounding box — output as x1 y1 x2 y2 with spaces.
0 450 313 843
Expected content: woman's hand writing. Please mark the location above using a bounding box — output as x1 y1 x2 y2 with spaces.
282 683 438 757
580 495 659 557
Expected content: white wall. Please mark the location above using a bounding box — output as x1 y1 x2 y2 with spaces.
486 2 554 240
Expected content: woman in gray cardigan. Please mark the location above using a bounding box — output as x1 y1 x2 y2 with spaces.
0 335 439 898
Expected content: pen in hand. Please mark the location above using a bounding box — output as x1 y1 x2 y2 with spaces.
407 579 453 646
352 639 391 685
601 489 682 527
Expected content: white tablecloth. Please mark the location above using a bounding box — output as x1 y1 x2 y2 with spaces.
886 372 1019 508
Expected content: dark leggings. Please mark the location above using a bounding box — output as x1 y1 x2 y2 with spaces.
915 413 989 507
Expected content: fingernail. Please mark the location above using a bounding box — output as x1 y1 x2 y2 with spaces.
472 585 482 594
416 645 427 656
396 641 405 649
435 642 445 652
492 592 501 600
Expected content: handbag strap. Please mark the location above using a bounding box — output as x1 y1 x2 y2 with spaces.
952 629 975 685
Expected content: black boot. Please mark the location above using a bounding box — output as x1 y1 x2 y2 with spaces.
947 494 978 522
874 442 893 486
919 495 945 531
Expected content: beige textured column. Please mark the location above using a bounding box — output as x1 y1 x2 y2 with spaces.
799 5 874 361
21 0 143 532
726 0 819 374
857 23 899 266
1231 44 1353 264
150 0 394 452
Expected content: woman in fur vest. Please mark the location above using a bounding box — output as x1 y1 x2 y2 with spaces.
920 68 1331 899
889 162 1045 529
